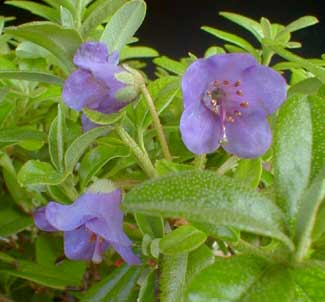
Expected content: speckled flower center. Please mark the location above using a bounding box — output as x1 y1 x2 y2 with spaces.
202 79 249 143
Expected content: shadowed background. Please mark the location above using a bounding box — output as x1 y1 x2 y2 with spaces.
1 0 324 58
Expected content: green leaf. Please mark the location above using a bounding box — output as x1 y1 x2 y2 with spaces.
155 159 194 176
234 159 262 189
5 1 60 23
201 26 258 56
309 95 325 180
0 256 85 290
138 270 156 302
159 225 207 256
6 22 82 73
153 56 187 75
0 153 31 210
288 78 323 97
186 245 215 284
219 12 263 41
274 95 312 226
0 127 46 148
64 126 111 174
83 108 125 125
100 0 146 52
35 234 86 283
295 170 325 261
276 16 319 39
81 0 127 38
81 265 142 302
49 105 65 172
123 171 293 250
135 213 164 238
0 203 32 237
79 144 129 190
266 44 325 83
186 255 295 302
204 46 225 58
60 6 75 28
120 45 158 61
0 70 63 85
160 253 188 302
292 261 325 301
18 160 65 186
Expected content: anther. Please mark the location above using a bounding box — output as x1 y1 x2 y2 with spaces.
234 110 242 116
223 80 230 85
240 101 249 108
213 80 220 87
211 99 217 106
207 91 211 96
234 80 241 87
226 115 235 123
89 233 97 242
236 90 243 96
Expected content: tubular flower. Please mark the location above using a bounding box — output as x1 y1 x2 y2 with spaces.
62 42 129 131
34 188 140 265
180 53 287 158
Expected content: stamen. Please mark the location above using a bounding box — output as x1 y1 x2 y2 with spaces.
207 91 211 96
219 126 228 144
226 115 235 123
213 80 220 87
234 80 241 87
240 101 249 108
234 110 242 116
223 80 230 85
89 233 97 242
211 99 217 106
236 90 243 96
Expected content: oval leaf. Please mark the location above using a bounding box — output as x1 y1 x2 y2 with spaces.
123 171 293 250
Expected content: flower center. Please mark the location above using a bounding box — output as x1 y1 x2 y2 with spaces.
202 79 249 144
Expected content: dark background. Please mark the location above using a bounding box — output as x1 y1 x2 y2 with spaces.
1 0 324 58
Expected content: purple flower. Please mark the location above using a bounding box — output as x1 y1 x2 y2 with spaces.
62 42 129 131
34 188 140 265
180 53 287 158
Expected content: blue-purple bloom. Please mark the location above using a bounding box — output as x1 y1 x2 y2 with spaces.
34 188 140 265
62 42 129 131
180 53 287 158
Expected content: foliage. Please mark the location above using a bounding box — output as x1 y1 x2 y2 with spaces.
0 1 324 301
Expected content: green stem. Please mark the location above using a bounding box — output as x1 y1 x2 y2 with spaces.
194 154 207 170
117 126 157 178
140 84 172 161
216 156 239 176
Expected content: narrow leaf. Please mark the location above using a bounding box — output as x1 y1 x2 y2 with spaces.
100 0 146 52
220 11 263 41
0 70 63 85
64 126 111 173
81 265 142 302
48 104 65 171
160 253 188 302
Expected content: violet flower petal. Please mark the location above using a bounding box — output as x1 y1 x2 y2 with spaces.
110 242 141 265
222 114 272 158
62 69 109 111
86 218 132 247
182 58 216 109
34 207 57 232
180 104 221 154
74 42 109 70
45 190 122 231
64 226 98 260
241 64 287 116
